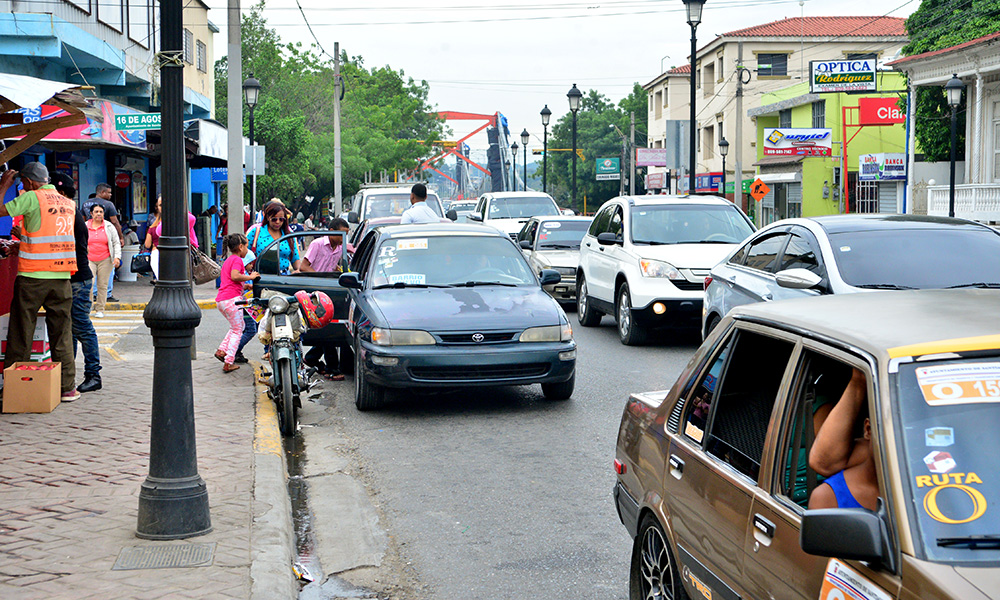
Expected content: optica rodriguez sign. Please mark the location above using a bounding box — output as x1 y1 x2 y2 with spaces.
810 60 877 93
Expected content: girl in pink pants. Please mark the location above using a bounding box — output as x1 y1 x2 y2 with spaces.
215 233 258 372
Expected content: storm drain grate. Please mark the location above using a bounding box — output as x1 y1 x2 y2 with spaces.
112 543 216 570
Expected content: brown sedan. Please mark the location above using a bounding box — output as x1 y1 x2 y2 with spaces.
614 289 1000 600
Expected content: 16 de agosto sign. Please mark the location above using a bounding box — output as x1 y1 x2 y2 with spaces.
810 59 877 94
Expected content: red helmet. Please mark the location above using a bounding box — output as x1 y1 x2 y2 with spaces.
295 290 335 329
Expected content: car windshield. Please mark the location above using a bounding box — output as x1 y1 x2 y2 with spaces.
894 355 1000 564
829 229 1000 289
370 235 536 288
489 196 559 219
629 204 754 244
364 193 443 219
536 221 590 250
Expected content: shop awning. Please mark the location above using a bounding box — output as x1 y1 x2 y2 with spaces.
0 72 92 164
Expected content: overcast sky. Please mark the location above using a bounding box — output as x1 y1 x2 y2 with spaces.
208 0 919 152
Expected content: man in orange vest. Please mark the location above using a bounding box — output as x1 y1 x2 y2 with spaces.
0 162 80 401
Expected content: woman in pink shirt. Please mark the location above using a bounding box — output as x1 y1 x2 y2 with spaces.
215 233 258 372
87 204 122 317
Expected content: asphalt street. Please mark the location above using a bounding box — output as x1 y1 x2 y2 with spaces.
298 313 702 599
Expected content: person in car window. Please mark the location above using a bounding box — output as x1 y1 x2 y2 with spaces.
808 368 880 511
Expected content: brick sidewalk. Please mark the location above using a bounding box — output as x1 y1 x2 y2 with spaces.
0 354 295 599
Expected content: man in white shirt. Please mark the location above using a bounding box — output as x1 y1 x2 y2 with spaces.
400 183 439 224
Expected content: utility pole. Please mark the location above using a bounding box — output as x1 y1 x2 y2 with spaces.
333 42 343 215
736 41 747 223
225 0 242 234
629 111 636 195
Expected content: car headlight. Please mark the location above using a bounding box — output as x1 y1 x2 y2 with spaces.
370 327 436 346
519 323 573 342
639 258 684 280
268 296 290 312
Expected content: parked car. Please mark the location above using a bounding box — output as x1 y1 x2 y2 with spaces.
515 216 592 304
338 223 577 410
467 191 561 238
703 214 1000 338
341 185 445 231
615 289 1000 600
576 195 754 345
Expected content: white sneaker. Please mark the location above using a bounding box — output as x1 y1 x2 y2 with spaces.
95 311 104 318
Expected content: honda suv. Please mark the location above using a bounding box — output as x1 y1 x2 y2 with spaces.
576 195 754 345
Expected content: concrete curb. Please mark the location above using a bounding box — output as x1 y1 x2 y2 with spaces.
102 299 217 312
249 361 299 600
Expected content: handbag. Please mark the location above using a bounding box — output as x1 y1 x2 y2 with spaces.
191 247 221 285
131 251 153 275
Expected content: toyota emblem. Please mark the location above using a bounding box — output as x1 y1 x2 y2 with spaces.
471 333 485 343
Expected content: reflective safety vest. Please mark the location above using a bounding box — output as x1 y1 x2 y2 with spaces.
19 188 78 274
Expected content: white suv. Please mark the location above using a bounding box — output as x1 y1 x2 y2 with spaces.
468 192 561 238
576 195 754 345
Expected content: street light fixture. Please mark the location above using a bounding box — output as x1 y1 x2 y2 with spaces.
540 105 552 194
567 84 583 206
682 0 706 195
520 128 530 191
511 142 519 191
945 74 965 218
243 76 262 212
718 137 729 197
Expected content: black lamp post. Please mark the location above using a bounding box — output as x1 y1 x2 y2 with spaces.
567 84 583 205
521 128 529 191
540 105 551 193
719 137 729 197
136 0 211 540
242 76 261 212
945 74 965 218
682 0 705 195
511 141 519 191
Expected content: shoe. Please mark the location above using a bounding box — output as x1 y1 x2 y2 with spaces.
223 363 241 373
214 349 227 363
106 296 119 303
94 311 104 318
234 353 249 364
61 390 81 402
77 376 102 393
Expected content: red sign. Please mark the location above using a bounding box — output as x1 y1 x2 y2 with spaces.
858 97 905 126
114 172 131 188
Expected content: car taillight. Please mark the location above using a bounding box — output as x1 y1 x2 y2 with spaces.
614 459 626 475
704 276 713 291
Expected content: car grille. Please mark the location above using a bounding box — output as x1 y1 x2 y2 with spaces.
673 280 703 291
409 363 550 381
436 331 519 344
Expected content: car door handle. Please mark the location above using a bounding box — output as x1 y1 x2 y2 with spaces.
752 514 775 547
668 454 684 479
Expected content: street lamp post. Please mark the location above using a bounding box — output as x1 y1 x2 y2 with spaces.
567 84 583 206
540 105 551 193
521 129 529 191
682 0 705 195
945 74 965 218
136 0 211 540
242 76 261 212
511 141 519 191
719 137 729 198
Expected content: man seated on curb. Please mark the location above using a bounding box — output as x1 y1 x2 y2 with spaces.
299 218 351 380
808 368 880 511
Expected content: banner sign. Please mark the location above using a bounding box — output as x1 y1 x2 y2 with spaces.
859 153 906 181
858 97 905 125
596 157 621 181
763 128 832 157
810 59 877 93
636 148 667 167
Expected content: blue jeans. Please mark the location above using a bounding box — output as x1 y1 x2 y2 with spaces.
236 311 257 355
71 280 101 378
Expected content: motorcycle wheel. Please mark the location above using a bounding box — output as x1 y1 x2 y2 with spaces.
277 359 296 436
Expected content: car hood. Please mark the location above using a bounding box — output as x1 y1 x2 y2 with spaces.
369 286 562 332
632 243 737 269
532 250 579 268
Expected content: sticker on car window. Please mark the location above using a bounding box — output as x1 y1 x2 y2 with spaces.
915 362 1000 406
925 426 954 447
397 239 428 251
819 558 892 600
388 273 426 285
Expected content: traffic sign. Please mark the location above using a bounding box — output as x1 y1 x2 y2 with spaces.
749 178 770 201
115 113 161 130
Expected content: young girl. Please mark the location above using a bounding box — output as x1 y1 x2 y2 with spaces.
216 233 258 372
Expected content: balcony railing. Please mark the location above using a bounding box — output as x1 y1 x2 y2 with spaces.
927 184 1000 223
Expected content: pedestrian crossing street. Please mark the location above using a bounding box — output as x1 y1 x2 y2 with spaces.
91 310 146 352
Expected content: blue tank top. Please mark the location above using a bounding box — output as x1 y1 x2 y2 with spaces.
823 471 864 509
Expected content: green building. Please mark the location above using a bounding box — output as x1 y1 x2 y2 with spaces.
748 72 908 224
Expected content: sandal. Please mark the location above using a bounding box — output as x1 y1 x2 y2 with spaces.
215 350 226 363
223 363 241 373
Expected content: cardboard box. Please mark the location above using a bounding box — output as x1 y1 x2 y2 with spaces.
2 362 60 413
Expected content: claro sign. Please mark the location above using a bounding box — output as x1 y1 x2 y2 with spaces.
858 97 905 125
810 59 877 93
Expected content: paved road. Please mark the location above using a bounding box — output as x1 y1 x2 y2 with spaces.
302 316 701 599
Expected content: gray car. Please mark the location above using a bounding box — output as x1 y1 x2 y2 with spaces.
702 214 1000 338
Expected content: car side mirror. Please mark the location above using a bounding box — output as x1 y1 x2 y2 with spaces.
468 213 483 222
338 272 362 289
539 269 561 286
347 211 359 224
800 505 893 569
446 209 458 221
775 268 824 290
597 232 622 246
519 240 532 250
